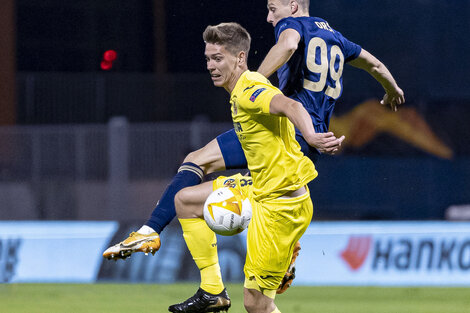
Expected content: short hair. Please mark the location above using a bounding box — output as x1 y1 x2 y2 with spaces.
203 22 251 57
296 0 310 10
279 0 310 11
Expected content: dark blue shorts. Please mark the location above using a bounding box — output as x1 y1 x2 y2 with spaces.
216 129 319 169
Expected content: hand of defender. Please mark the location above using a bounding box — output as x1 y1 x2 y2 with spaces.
381 87 405 112
310 132 345 155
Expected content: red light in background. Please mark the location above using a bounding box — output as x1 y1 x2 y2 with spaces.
101 50 118 70
100 60 113 71
103 50 117 62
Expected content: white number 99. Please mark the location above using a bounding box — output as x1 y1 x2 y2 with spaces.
303 37 344 99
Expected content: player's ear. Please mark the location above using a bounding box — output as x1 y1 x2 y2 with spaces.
237 51 246 65
291 0 299 14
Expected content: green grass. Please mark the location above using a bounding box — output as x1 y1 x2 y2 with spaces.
1 283 469 313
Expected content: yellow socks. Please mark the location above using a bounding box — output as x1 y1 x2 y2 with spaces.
271 308 281 313
200 264 224 294
179 218 224 294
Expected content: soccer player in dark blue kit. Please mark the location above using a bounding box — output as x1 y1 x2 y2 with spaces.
104 1 404 310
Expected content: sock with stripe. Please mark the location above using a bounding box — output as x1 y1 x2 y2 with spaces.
145 162 203 234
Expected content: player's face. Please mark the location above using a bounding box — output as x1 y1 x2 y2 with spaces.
205 43 239 90
267 0 292 27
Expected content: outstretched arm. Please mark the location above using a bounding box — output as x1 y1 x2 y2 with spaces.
257 29 300 78
348 49 405 111
269 94 345 154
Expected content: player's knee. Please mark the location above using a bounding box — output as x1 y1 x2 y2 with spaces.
244 290 276 313
183 149 200 164
243 291 259 313
244 300 271 313
243 298 256 313
175 187 204 219
174 189 191 217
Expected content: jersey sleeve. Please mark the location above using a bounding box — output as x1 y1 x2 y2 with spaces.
275 17 303 41
336 31 362 62
239 83 282 115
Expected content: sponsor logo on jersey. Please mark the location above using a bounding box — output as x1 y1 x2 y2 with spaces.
233 122 246 141
243 85 255 92
250 88 266 102
234 122 242 133
231 96 238 115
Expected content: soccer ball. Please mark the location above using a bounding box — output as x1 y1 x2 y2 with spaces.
203 187 252 236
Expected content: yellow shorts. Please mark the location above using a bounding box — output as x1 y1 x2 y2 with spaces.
244 276 277 299
213 173 313 291
244 190 313 290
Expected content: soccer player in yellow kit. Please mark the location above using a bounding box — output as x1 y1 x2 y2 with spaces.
170 22 323 313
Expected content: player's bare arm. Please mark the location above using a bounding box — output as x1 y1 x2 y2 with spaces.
257 28 300 78
269 93 345 154
348 49 405 111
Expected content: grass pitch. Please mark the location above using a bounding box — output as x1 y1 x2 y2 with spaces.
1 283 469 313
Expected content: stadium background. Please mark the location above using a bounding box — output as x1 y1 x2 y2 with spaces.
1 0 470 308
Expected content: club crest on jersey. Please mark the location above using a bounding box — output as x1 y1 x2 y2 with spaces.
250 88 266 102
223 178 236 188
231 96 238 115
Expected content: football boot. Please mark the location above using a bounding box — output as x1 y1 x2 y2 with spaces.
168 288 231 313
102 232 160 260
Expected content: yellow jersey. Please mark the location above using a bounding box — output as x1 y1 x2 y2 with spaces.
230 71 318 201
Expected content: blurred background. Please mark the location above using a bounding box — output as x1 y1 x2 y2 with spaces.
1 0 470 285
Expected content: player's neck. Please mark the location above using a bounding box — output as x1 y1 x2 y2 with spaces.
293 12 309 17
225 68 247 93
293 9 309 18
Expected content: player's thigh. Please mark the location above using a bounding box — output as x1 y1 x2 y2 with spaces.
184 138 225 174
184 129 246 174
245 194 313 289
174 181 214 218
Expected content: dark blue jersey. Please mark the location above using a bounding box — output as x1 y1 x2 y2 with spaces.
275 17 361 133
